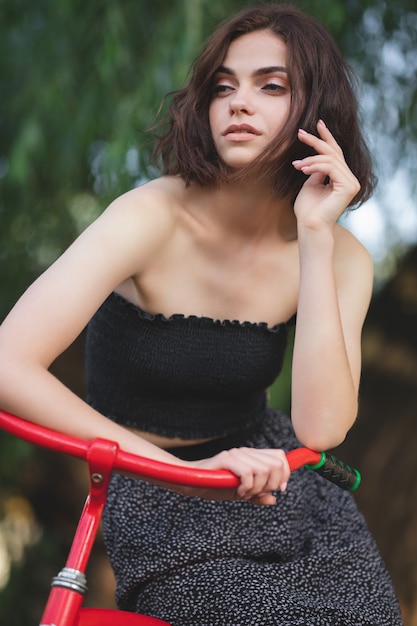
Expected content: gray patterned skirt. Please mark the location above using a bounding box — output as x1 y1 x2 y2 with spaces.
102 409 402 625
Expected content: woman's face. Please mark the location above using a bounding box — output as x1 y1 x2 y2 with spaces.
209 29 291 171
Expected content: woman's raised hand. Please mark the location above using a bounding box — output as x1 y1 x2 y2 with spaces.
187 447 291 506
292 120 361 230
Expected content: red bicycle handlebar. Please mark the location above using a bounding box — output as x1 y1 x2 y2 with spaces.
0 409 322 488
0 410 361 626
0 410 360 490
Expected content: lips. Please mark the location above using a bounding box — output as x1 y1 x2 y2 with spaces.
222 124 261 136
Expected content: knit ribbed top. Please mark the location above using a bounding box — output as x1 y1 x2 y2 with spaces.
85 292 289 439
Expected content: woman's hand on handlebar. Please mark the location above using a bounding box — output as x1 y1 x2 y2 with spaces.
183 447 290 505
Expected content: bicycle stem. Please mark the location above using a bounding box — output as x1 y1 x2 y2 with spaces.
40 439 119 626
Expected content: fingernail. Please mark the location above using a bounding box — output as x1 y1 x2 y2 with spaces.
280 482 288 493
298 128 308 135
292 160 302 166
318 119 327 127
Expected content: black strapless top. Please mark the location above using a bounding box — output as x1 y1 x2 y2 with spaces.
85 292 290 439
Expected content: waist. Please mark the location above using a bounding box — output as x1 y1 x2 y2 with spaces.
88 391 268 440
126 428 219 449
163 423 259 460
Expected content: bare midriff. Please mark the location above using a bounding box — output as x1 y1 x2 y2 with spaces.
126 426 222 449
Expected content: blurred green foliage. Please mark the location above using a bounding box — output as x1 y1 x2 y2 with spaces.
1 0 417 319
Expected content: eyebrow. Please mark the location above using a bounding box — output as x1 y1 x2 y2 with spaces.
215 65 288 77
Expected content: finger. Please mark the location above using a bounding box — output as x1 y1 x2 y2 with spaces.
241 448 290 494
219 448 256 498
292 156 358 192
297 123 343 157
315 119 344 153
274 449 291 490
257 449 290 492
236 457 271 498
293 154 345 171
250 492 277 506
292 161 330 187
202 448 290 500
194 448 254 498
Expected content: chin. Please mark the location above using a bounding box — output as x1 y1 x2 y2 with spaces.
224 158 256 172
217 146 263 172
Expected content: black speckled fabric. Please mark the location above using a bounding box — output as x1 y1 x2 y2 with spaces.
102 410 402 625
86 293 403 625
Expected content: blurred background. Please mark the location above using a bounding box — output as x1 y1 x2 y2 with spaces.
1 0 416 624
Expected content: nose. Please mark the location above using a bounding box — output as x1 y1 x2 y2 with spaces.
229 86 255 116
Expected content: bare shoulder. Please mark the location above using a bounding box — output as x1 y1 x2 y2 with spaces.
0 177 188 361
27 176 186 309
102 176 183 232
81 177 186 266
334 222 373 276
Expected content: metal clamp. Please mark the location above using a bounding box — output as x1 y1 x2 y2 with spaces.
51 567 88 594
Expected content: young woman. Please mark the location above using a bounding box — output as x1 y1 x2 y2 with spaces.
0 4 403 625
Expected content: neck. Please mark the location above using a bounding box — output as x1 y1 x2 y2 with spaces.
186 178 296 242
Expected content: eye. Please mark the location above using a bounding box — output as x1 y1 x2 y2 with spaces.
213 83 234 97
262 82 287 93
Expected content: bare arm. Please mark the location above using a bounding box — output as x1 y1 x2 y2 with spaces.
0 187 183 462
0 184 289 504
291 121 373 450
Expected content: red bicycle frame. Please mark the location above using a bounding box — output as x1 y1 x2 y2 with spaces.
0 409 360 626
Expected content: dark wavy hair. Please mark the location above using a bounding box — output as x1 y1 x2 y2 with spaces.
153 3 376 207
